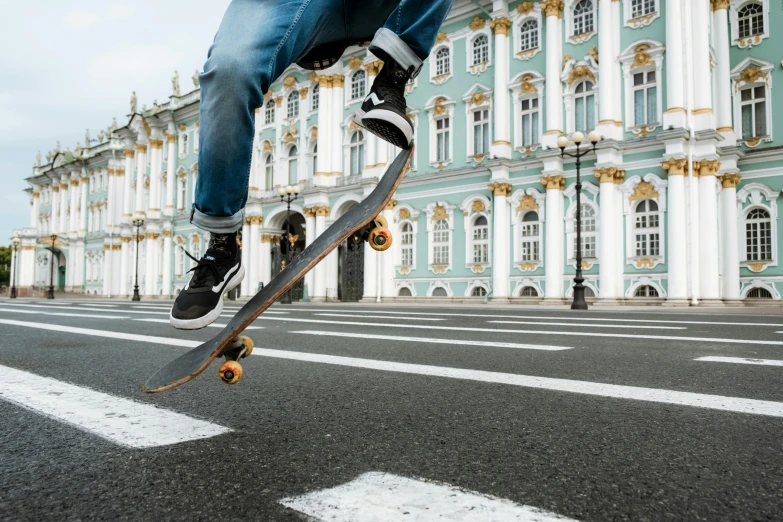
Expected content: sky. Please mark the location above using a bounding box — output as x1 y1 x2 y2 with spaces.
0 0 232 243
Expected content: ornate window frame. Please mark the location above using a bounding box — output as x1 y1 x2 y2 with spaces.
462 84 493 161
460 194 493 274
564 181 600 267
347 69 367 104
396 282 417 297
509 72 545 154
394 204 420 275
344 127 366 176
512 2 543 61
264 101 276 126
425 95 456 168
565 0 597 44
465 17 492 74
512 279 544 297
425 201 455 274
429 35 454 85
731 57 774 148
427 281 453 297
729 0 769 49
737 182 779 271
510 188 546 272
178 128 189 158
561 57 600 135
619 40 665 136
623 0 660 28
465 281 491 297
625 277 667 298
286 90 300 120
285 142 299 185
619 173 668 270
310 83 320 112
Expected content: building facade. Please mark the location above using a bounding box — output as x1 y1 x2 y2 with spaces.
12 0 783 303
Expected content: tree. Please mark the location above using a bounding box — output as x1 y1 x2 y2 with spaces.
0 246 10 286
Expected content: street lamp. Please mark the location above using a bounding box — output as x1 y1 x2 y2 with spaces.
47 234 57 299
132 218 144 301
10 236 20 298
557 130 601 310
277 185 301 304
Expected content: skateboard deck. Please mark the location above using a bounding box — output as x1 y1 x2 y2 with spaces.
143 145 414 393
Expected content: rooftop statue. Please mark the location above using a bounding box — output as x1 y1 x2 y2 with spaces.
192 70 200 88
172 70 181 97
130 91 138 113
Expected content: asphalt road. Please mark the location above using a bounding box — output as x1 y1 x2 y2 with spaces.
1 298 782 521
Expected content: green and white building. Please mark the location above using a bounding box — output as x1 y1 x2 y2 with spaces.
12 0 783 304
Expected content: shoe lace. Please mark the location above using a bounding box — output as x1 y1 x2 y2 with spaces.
184 248 224 288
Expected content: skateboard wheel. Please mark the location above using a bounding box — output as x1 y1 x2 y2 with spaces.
240 335 254 358
218 360 243 384
374 215 388 228
369 227 392 251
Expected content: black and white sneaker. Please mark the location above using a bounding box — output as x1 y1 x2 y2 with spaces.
170 231 245 330
354 57 414 149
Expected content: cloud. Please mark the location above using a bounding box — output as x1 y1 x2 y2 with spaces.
107 4 134 19
63 11 100 30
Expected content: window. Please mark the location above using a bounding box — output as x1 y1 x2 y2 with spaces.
747 287 772 298
521 98 540 146
574 204 597 258
573 0 594 34
436 117 450 162
634 285 659 297
634 200 660 256
287 146 298 185
740 85 767 139
349 131 364 175
311 84 319 111
435 48 450 77
631 0 655 18
433 219 450 264
520 286 538 297
311 145 318 178
399 287 412 296
472 216 489 263
574 81 596 133
472 109 489 156
738 3 764 39
176 246 185 277
471 286 487 297
633 71 657 126
401 222 414 266
519 20 538 51
190 241 201 270
287 91 299 119
351 70 366 100
432 287 448 297
521 211 540 261
746 208 772 261
472 35 489 66
584 287 595 298
264 155 274 190
180 133 189 156
264 102 275 125
178 179 186 210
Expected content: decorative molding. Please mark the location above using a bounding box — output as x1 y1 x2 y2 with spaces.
540 175 565 190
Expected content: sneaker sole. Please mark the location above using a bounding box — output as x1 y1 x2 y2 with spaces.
169 263 246 330
355 108 412 149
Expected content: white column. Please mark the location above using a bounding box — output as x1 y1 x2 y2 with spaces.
489 180 511 299
380 206 396 298
162 230 172 297
80 174 89 235
303 209 316 296
664 0 686 129
102 245 112 295
148 139 163 217
362 244 377 300
691 0 714 131
314 75 331 187
332 75 344 175
59 177 69 234
542 3 563 148
249 216 261 292
712 4 734 142
241 219 251 296
662 159 688 302
51 186 60 235
313 208 328 301
30 187 40 230
123 148 134 221
260 236 272 287
596 0 622 140
614 175 625 296
490 16 511 159
165 134 176 216
596 168 617 299
542 175 565 299
134 144 147 217
144 229 157 296
69 175 79 236
719 174 740 300
696 160 720 301
120 236 130 296
113 168 124 227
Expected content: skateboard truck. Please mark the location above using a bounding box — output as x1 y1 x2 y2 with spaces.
361 215 392 252
217 335 254 385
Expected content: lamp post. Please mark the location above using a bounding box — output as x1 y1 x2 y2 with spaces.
47 234 57 299
277 185 300 304
10 236 20 298
557 130 601 310
132 218 144 301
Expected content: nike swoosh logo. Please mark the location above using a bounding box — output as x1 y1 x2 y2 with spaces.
364 92 384 106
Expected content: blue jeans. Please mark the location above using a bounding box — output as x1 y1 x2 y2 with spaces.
192 0 454 233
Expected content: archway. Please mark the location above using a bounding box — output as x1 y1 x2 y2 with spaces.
333 200 364 302
272 213 306 301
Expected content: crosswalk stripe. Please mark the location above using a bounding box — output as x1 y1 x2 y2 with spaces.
488 320 685 330
291 330 572 351
0 319 200 347
279 472 576 521
0 365 231 448
255 317 782 345
695 356 783 367
135 318 263 330
314 313 445 321
0 308 128 320
77 303 118 307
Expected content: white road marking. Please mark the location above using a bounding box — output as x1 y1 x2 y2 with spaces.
0 365 231 448
10 303 171 315
254 317 783 346
279 472 576 521
488 320 683 330
135 318 263 330
695 356 783 367
77 303 118 307
314 313 445 322
254 348 783 417
0 319 200 347
292 330 571 351
0 308 128 320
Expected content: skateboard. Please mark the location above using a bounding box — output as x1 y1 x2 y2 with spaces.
143 145 413 393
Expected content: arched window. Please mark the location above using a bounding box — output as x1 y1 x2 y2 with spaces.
521 97 540 146
573 0 594 34
746 208 772 261
519 20 538 51
634 200 660 257
264 155 274 190
584 286 596 298
574 81 596 132
287 91 299 119
740 84 767 139
178 178 187 210
433 219 450 264
435 47 450 77
401 222 414 267
436 116 450 162
520 286 538 297
575 204 597 258
287 146 298 185
521 211 540 261
747 287 772 298
311 145 318 178
311 83 319 111
264 102 275 125
471 286 487 297
472 108 489 156
350 131 364 175
176 245 185 277
634 285 659 297
633 70 657 127
472 215 489 263
738 3 764 39
472 35 489 66
630 0 655 18
180 133 189 156
399 287 412 297
190 240 201 269
351 70 366 100
432 287 448 297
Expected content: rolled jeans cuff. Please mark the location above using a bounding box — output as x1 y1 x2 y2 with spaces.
190 205 245 234
369 28 423 78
